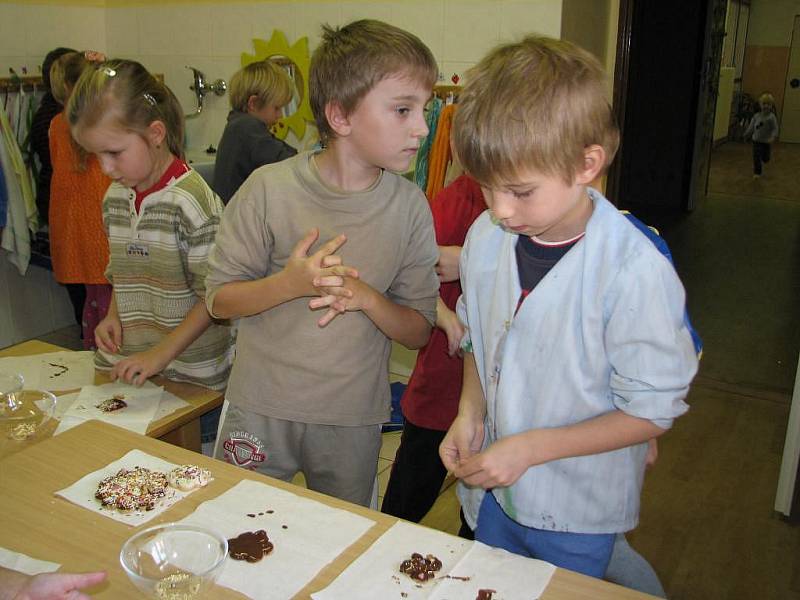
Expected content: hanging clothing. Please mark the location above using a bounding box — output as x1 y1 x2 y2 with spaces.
0 160 7 229
0 120 31 274
425 103 456 201
30 93 62 224
414 96 442 192
0 101 37 234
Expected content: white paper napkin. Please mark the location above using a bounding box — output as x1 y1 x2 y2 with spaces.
53 387 189 436
60 383 164 434
0 546 60 576
55 449 207 527
177 479 376 599
152 389 191 421
312 521 472 600
428 541 556 600
313 520 556 600
0 351 96 392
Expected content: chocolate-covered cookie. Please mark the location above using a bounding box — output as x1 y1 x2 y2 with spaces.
228 530 274 563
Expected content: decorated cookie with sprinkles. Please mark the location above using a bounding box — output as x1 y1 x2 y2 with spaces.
167 464 211 491
95 394 127 413
95 467 168 511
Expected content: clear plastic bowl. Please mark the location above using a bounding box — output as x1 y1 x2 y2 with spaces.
0 372 24 396
0 389 56 442
120 523 228 599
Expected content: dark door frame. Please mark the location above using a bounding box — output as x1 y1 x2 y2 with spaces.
605 0 634 204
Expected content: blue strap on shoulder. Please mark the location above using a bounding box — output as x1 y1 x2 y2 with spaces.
621 211 703 358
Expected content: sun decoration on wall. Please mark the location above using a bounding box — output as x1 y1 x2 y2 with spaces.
241 30 315 141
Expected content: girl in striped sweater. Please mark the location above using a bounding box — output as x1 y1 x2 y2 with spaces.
67 59 232 392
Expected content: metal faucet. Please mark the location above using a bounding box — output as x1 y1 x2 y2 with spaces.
185 66 227 119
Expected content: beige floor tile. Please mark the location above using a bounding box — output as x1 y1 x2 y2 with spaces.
389 341 417 378
420 480 462 536
379 430 402 461
376 457 393 498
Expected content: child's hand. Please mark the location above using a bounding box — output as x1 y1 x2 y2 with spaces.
83 50 106 62
309 276 376 327
7 570 107 600
95 313 123 354
452 433 533 488
436 302 464 357
284 228 359 298
435 245 462 283
439 413 485 473
111 346 171 386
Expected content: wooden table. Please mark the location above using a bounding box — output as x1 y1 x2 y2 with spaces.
0 340 224 452
0 420 654 599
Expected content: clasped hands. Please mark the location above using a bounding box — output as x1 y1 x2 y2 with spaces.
286 227 373 328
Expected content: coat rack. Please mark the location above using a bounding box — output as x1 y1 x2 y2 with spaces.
0 75 42 94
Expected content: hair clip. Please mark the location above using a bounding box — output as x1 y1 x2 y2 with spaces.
143 93 157 106
102 67 116 77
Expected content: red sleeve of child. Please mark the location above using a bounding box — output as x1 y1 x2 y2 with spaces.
401 175 487 431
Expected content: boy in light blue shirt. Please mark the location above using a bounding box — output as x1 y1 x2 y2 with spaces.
439 36 698 578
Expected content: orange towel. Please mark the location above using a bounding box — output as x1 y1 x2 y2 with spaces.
425 104 456 201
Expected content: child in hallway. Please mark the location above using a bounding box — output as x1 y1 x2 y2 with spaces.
439 36 698 579
48 51 112 350
205 19 439 507
213 60 297 204
744 92 779 179
67 59 232 393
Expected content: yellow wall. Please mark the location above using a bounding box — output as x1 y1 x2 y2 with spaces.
560 0 619 99
714 66 736 141
744 0 800 115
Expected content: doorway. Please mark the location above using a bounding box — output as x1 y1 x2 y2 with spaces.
781 15 800 142
607 1 800 595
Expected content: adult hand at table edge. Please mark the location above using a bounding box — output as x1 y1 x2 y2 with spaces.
0 567 107 600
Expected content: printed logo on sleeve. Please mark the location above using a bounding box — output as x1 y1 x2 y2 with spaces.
222 431 266 470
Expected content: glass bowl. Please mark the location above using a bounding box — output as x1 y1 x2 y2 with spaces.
120 523 228 599
0 389 56 442
0 372 24 396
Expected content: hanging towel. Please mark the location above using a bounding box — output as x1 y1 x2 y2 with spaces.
414 96 442 192
425 103 456 201
0 127 31 274
0 104 37 235
0 161 7 229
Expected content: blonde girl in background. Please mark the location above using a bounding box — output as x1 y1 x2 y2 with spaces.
67 59 232 395
743 91 779 179
212 60 297 204
48 51 112 350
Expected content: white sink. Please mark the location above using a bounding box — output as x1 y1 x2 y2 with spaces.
185 149 216 187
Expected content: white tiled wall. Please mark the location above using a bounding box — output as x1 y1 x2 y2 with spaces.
0 257 75 349
102 0 564 153
0 0 564 154
0 0 563 349
0 3 107 79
